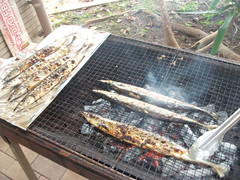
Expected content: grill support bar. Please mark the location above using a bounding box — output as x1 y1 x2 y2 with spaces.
0 119 133 180
0 135 38 180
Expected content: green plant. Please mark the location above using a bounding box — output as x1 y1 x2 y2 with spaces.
208 0 240 55
178 2 198 12
178 0 240 55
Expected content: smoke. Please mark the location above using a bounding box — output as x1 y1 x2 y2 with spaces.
145 57 215 104
144 72 187 102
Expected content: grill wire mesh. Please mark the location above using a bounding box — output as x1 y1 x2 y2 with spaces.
29 35 240 180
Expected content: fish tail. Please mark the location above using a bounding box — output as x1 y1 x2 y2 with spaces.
2 81 9 90
206 111 219 120
64 35 77 48
209 163 228 178
196 107 218 120
205 124 218 130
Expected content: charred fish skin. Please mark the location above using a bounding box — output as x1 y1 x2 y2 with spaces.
13 59 81 112
3 48 70 90
8 44 84 102
4 46 58 83
8 56 71 102
3 34 76 83
81 112 228 178
93 90 218 130
3 33 78 89
99 80 218 120
14 43 93 112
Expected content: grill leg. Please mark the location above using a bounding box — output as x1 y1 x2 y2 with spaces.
1 136 38 180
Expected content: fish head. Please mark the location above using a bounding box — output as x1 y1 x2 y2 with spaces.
80 111 104 128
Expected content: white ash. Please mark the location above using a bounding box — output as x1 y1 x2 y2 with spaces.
116 110 142 126
122 147 142 162
216 111 229 124
160 158 186 177
81 123 94 135
219 142 237 166
84 98 111 116
103 144 119 154
181 125 198 147
213 152 226 162
188 104 216 123
203 104 216 114
140 117 164 132
190 111 211 121
178 167 214 180
220 142 237 154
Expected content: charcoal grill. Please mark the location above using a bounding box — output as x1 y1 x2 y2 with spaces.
27 35 240 180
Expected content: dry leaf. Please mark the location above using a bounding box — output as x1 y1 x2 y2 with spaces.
139 32 146 37
128 16 136 21
120 27 131 35
90 26 98 30
147 22 153 27
117 19 122 23
130 0 139 5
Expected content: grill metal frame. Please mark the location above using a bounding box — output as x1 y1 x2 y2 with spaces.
28 35 240 180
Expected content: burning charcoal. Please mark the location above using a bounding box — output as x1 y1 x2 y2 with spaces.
123 147 142 162
203 104 216 113
220 142 237 155
84 98 111 116
216 111 228 124
109 105 141 125
80 123 94 135
219 142 237 166
181 125 198 147
189 111 212 125
213 152 226 162
106 105 126 121
140 117 163 132
161 157 186 177
188 103 217 126
120 111 142 126
103 144 118 153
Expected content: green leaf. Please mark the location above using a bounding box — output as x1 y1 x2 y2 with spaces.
211 15 234 55
178 10 219 15
200 21 211 25
215 20 224 25
209 0 220 10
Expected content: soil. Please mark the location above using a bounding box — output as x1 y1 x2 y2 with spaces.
48 0 240 60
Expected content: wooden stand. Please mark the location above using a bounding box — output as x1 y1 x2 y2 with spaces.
0 135 38 180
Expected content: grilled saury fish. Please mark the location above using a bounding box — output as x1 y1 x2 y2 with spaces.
3 34 76 82
8 46 84 102
14 43 93 112
3 36 78 90
100 80 218 120
81 111 228 178
93 90 218 130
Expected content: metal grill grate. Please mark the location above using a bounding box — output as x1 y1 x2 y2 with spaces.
29 35 240 180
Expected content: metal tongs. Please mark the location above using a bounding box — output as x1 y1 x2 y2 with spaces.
189 108 240 160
